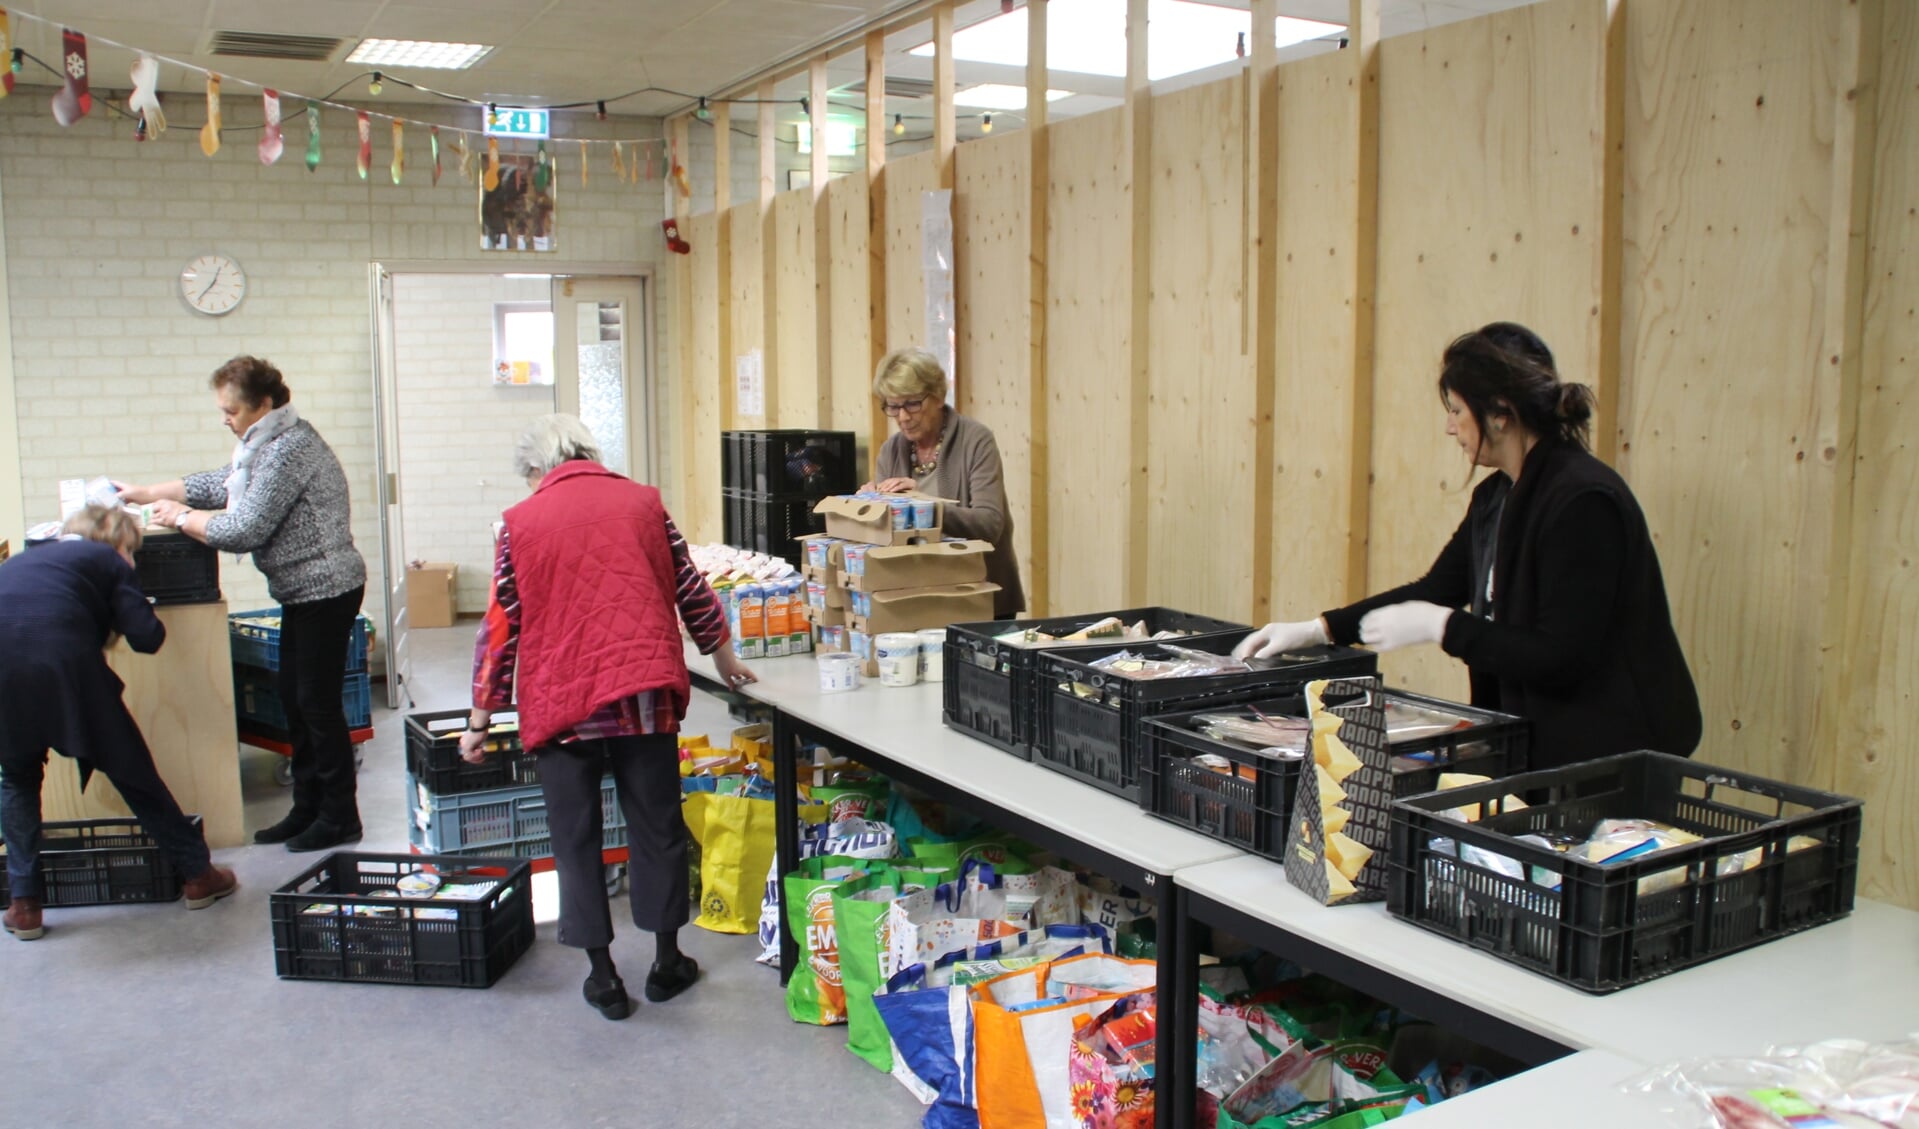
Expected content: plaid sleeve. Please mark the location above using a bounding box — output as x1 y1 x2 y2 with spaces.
472 529 522 711
665 513 729 654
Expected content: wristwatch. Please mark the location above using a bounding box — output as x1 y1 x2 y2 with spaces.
467 719 490 732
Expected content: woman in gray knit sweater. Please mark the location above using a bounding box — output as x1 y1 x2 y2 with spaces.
117 357 368 853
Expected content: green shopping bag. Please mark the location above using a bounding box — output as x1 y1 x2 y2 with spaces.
683 790 781 934
784 855 874 1025
904 833 1034 874
834 864 954 1071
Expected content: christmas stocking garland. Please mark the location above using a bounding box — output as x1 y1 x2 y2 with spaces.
431 126 442 186
51 28 90 126
259 89 283 164
199 73 220 155
356 111 371 179
0 12 13 99
305 104 322 171
128 53 165 140
391 119 404 184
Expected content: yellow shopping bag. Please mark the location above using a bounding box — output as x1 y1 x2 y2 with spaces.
683 790 779 933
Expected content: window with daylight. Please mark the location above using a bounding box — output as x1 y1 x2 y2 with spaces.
493 302 554 385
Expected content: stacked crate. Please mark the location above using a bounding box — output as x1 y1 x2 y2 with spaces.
720 430 857 567
229 609 374 737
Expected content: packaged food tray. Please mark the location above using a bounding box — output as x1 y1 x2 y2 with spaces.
943 607 1252 761
1031 638 1376 801
229 609 372 673
1140 689 1527 860
0 816 201 907
269 851 533 988
406 709 538 795
1385 750 1861 993
408 773 625 856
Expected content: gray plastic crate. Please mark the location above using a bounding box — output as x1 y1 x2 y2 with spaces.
408 773 624 855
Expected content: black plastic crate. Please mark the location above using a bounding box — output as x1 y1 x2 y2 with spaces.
0 816 200 907
1031 638 1377 801
406 709 538 796
943 607 1252 761
134 530 220 605
1386 751 1861 994
1140 690 1528 860
723 489 828 565
270 851 534 988
722 429 858 498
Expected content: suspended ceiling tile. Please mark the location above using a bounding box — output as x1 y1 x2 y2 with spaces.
203 0 385 37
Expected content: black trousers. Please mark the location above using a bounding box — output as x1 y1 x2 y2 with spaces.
537 733 689 949
0 663 212 900
277 586 365 827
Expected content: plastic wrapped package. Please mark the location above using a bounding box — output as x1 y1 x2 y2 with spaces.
1086 645 1252 681
1629 1035 1919 1128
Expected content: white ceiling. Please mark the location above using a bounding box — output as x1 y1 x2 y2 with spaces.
6 0 1534 133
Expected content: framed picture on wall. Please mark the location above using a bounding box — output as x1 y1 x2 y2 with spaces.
480 155 557 252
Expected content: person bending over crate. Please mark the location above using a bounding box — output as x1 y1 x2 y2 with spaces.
461 414 757 1021
0 505 239 940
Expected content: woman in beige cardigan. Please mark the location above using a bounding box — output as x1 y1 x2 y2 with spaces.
864 348 1025 618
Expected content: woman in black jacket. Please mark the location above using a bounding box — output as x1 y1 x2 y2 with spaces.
1237 322 1701 769
0 505 238 941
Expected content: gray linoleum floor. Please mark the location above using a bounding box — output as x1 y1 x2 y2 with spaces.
1 624 925 1129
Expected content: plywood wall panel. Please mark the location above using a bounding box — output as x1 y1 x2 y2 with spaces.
826 174 877 469
885 150 943 355
1832 0 1914 907
1617 0 1839 786
726 202 767 428
684 211 723 544
1045 108 1131 616
1271 50 1361 621
955 131 1035 612
1146 79 1253 623
770 188 821 428
1370 0 1609 701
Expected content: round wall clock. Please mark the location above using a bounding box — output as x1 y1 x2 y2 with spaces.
179 253 247 317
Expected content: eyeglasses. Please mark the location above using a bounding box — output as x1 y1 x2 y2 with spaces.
882 396 930 417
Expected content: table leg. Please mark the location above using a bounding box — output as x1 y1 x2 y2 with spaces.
1154 872 1185 1129
774 708 802 986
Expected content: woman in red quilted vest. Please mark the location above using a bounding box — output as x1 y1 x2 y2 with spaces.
459 414 756 1021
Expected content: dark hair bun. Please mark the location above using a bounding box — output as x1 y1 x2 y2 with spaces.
1557 382 1596 428
211 355 291 409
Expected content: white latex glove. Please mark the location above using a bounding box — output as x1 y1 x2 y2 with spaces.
1358 601 1454 652
1233 618 1330 660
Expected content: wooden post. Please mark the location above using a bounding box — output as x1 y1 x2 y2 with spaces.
671 115 698 500
934 1 957 190
812 56 834 429
714 102 736 430
713 102 732 213
1344 0 1380 603
1812 0 1883 795
866 29 891 467
1028 0 1051 616
759 79 777 207
1123 0 1152 605
1594 0 1625 464
1248 0 1280 625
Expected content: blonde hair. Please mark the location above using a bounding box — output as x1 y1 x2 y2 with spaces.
873 348 949 404
63 504 144 555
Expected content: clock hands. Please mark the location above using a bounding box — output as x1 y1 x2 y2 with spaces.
196 264 224 302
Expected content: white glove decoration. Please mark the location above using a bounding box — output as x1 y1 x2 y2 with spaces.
1358 601 1454 652
1233 619 1330 660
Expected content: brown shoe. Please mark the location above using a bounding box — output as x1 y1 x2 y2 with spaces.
181 866 238 910
3 897 44 940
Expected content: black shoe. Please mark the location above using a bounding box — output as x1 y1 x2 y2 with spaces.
584 974 633 1021
644 954 700 1003
284 819 364 853
254 811 317 845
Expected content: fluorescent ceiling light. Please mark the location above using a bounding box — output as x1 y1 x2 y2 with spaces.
953 84 1072 110
911 0 1342 80
346 39 494 69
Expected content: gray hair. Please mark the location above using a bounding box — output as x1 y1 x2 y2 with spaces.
63 503 144 554
514 414 602 479
873 347 949 404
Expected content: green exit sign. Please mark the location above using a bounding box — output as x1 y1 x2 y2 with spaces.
485 109 550 139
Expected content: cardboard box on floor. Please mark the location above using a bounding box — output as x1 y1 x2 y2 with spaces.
407 562 459 628
841 540 991 593
848 582 1000 636
813 495 944 547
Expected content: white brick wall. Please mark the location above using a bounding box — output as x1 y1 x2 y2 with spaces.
0 92 668 626
391 274 553 613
